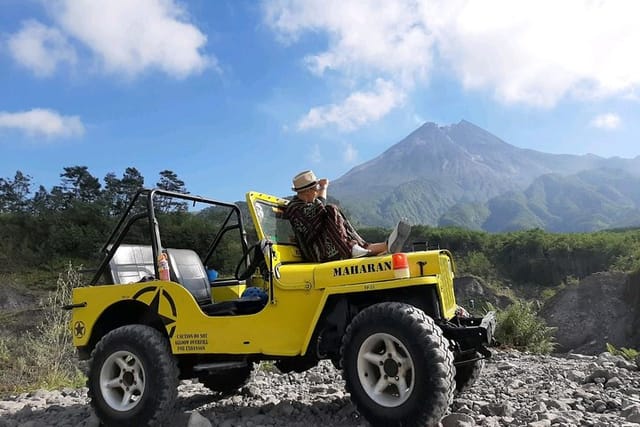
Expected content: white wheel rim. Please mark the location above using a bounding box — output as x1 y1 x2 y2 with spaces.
356 332 415 407
99 350 146 412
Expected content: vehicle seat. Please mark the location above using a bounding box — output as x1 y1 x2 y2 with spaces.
108 244 266 316
108 244 155 284
166 248 211 305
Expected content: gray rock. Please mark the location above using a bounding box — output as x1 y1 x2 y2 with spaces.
187 411 212 427
16 422 48 427
0 350 640 427
592 399 607 413
508 379 525 389
606 376 623 388
496 362 516 371
543 398 572 411
481 402 514 417
622 404 640 423
617 359 638 371
587 368 614 382
531 401 547 412
566 369 587 383
527 419 551 427
566 353 594 360
0 401 25 413
441 413 475 426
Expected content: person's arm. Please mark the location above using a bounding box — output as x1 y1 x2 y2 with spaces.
317 178 329 200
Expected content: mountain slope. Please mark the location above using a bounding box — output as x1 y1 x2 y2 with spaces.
441 169 640 232
331 120 640 229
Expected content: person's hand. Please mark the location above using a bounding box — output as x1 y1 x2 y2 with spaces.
318 178 329 189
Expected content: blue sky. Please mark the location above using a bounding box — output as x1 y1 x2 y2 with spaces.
1 0 639 202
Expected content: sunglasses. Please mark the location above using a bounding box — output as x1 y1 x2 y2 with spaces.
300 184 320 193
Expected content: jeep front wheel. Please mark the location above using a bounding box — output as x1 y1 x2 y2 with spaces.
87 325 179 427
340 302 454 427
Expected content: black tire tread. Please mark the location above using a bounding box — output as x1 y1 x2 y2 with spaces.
87 325 179 427
340 302 455 427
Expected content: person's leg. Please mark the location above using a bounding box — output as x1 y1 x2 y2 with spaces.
366 242 387 255
387 221 411 253
350 220 412 257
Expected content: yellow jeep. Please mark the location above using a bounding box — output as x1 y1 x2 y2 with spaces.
66 188 495 427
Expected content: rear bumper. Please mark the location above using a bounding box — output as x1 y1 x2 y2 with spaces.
439 311 497 357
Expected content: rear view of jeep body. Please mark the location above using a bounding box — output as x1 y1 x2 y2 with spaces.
67 189 495 427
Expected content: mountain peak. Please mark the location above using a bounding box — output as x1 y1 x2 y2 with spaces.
331 120 640 229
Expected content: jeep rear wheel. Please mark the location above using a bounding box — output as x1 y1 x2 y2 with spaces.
88 325 179 427
341 302 454 427
198 366 252 395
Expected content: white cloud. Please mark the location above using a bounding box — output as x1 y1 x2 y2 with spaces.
265 0 429 132
53 0 213 78
423 0 640 106
0 109 85 138
297 79 405 131
6 0 214 78
590 113 621 130
7 20 77 77
265 0 433 83
265 0 640 129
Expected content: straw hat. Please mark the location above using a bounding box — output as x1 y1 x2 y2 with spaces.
292 170 318 192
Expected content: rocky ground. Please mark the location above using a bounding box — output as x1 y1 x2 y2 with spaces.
1 349 640 427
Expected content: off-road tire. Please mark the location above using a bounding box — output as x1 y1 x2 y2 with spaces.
340 302 455 427
87 325 179 427
198 366 253 395
454 352 484 393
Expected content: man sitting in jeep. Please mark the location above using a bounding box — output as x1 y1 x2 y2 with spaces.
284 170 410 262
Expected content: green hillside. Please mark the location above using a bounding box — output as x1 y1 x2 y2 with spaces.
441 169 640 232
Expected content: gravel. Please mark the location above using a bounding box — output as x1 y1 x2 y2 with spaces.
1 349 640 427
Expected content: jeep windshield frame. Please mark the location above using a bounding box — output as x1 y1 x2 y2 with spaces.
90 188 248 285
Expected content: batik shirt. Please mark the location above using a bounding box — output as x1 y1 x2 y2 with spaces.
284 196 367 262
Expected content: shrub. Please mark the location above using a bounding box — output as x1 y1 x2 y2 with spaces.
494 300 556 354
606 343 639 361
540 288 557 301
457 251 495 279
0 264 85 396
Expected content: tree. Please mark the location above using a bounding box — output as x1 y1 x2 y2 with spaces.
0 171 32 213
102 167 145 216
102 172 121 215
31 185 51 215
60 166 101 203
155 170 188 213
121 167 145 204
49 166 101 210
156 170 187 193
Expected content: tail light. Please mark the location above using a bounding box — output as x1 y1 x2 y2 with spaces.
392 253 410 279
